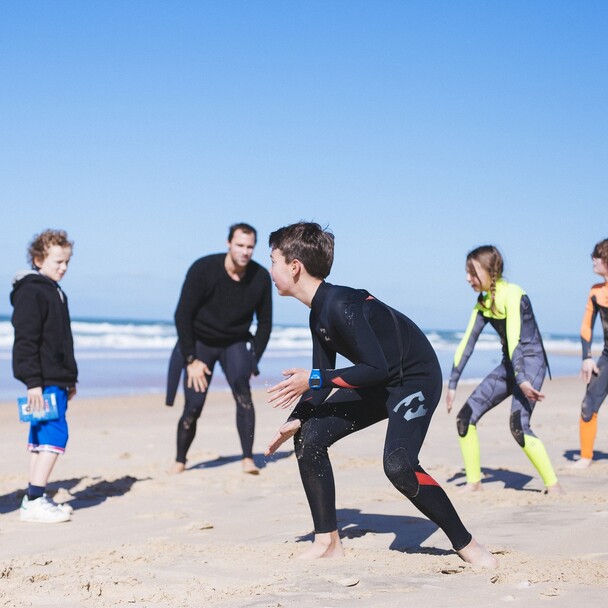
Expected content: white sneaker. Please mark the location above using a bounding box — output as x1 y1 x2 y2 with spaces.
20 495 71 523
43 493 74 514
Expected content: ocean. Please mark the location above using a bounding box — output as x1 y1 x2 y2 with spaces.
0 315 586 401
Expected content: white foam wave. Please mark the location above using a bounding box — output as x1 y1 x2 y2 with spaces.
0 317 589 356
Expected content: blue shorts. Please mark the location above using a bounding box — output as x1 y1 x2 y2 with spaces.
28 386 69 454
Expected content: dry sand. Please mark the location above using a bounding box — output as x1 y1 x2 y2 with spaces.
1 376 607 607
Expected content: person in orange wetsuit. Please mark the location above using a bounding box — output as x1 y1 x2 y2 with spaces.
573 238 608 469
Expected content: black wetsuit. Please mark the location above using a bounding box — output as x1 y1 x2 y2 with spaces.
288 282 471 551
171 254 272 462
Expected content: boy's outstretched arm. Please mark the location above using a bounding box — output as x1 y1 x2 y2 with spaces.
266 368 310 409
265 419 302 456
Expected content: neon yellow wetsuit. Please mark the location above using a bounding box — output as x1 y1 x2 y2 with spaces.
449 279 558 488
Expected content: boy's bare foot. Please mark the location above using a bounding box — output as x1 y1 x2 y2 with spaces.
242 458 260 475
544 482 565 495
570 457 592 470
457 538 498 569
298 531 344 559
169 462 186 474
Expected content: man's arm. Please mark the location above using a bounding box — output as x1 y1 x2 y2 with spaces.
252 270 273 361
174 261 207 360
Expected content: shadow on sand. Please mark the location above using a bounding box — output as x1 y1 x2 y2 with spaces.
563 448 608 462
0 475 148 514
446 467 537 491
188 450 293 471
296 507 452 555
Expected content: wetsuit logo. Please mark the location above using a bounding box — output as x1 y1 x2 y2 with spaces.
393 391 428 421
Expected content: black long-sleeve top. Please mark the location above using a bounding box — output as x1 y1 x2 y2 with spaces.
174 253 272 361
293 282 440 410
11 271 78 390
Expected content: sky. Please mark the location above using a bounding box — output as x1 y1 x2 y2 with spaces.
1 1 607 334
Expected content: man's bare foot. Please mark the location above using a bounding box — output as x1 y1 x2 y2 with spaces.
461 481 483 492
457 538 498 569
169 462 186 474
544 482 564 495
298 531 345 559
570 457 592 470
242 458 260 475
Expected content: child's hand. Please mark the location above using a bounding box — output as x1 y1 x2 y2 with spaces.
446 388 456 414
519 381 545 402
266 368 310 409
265 419 302 456
27 387 44 412
581 358 599 384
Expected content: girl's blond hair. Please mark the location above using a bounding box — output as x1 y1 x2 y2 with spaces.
466 245 504 315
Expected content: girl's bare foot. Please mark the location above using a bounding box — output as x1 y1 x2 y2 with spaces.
298 531 345 559
461 481 483 492
169 462 186 474
242 458 260 475
457 538 498 569
544 482 565 494
570 457 592 470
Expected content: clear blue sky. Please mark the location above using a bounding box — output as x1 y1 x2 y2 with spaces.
1 1 607 333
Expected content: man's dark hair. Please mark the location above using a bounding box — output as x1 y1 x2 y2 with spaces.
268 222 334 279
228 223 257 243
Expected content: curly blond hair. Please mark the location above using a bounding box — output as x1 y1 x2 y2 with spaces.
28 229 74 267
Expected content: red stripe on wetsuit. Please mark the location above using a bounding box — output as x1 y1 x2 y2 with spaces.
416 472 440 487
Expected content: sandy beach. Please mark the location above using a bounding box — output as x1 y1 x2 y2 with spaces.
1 376 607 607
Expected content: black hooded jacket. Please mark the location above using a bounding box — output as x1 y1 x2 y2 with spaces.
10 271 78 389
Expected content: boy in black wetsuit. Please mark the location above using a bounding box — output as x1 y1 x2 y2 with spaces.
265 222 496 566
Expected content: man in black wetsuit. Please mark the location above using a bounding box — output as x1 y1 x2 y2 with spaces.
168 222 272 474
265 221 496 566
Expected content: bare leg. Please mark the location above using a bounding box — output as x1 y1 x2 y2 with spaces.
29 451 59 487
298 530 344 559
457 538 498 568
242 457 259 475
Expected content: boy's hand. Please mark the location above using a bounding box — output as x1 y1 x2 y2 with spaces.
187 359 211 393
519 380 545 402
265 419 302 456
581 358 599 384
27 387 44 412
266 368 310 409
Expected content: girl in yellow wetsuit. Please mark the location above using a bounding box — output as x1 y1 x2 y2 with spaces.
446 245 561 493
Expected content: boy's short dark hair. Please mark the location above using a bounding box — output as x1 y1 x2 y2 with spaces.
268 222 334 279
228 222 257 243
592 239 608 267
28 229 73 267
